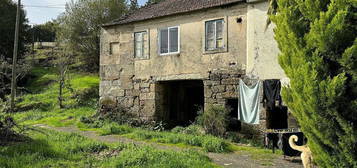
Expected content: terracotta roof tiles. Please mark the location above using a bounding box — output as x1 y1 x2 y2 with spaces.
103 0 244 26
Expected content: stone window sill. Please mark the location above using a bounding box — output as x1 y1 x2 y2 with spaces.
203 48 228 55
135 57 150 61
158 53 180 57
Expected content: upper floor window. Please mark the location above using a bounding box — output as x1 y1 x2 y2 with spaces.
109 42 120 55
159 26 179 55
134 31 149 59
205 19 224 51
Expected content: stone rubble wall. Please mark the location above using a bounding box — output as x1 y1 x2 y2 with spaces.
99 67 269 131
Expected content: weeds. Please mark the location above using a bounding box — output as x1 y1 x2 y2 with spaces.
0 130 218 168
196 105 230 137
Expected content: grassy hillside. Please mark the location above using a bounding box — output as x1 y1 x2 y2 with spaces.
14 66 99 127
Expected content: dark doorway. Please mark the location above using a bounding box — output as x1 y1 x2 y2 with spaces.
157 80 204 127
266 106 288 129
226 99 241 131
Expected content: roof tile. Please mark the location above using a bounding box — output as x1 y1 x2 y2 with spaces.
104 0 244 26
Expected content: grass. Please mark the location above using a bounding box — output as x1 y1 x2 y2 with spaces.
80 122 229 153
14 66 99 127
0 129 218 168
12 66 231 153
11 64 278 158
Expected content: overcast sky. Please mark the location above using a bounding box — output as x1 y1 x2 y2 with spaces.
13 0 148 25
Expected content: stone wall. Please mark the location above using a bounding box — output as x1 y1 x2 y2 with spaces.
99 1 293 131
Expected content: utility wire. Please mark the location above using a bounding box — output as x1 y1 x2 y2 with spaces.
23 5 65 9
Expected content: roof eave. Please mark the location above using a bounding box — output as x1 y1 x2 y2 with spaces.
102 0 246 28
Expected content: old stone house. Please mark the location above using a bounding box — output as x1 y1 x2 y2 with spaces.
100 0 294 129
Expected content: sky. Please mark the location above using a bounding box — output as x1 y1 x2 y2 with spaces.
12 0 148 25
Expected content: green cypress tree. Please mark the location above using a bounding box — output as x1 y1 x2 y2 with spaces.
270 0 356 167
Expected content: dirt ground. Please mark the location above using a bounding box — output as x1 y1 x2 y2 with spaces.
35 124 303 168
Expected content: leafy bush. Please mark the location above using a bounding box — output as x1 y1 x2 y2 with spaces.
98 98 137 125
72 87 98 107
196 105 229 137
171 126 185 134
0 114 25 145
80 116 104 128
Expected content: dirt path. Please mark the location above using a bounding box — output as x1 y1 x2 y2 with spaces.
34 124 302 168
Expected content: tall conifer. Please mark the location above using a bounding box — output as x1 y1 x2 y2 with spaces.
270 0 356 167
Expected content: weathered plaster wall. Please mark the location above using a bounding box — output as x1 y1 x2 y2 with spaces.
99 2 291 130
131 4 247 80
246 1 287 80
100 4 248 120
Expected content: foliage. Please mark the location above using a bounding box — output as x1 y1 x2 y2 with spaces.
0 114 24 145
270 0 357 167
72 87 98 106
0 0 30 60
0 0 32 104
98 99 137 125
0 57 31 103
145 0 164 5
13 66 99 127
196 105 230 137
30 21 58 42
57 0 128 72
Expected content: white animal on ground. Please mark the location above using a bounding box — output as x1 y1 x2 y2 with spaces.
289 135 313 168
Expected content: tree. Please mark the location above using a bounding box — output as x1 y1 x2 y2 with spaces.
130 0 138 10
0 0 30 60
57 0 127 72
31 21 58 43
269 0 356 167
145 0 164 5
0 0 30 102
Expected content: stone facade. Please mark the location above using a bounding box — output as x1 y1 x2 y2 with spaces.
100 1 293 129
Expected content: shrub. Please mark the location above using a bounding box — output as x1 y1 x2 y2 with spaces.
98 98 137 125
196 105 229 137
171 126 185 134
72 87 98 107
270 0 357 167
0 114 25 145
79 116 104 128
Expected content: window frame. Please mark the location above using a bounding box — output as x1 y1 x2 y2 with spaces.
134 31 149 59
205 19 225 51
158 26 180 56
109 42 120 55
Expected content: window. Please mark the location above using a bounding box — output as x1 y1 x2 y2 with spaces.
109 42 119 55
134 31 149 59
159 26 179 55
205 19 224 51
